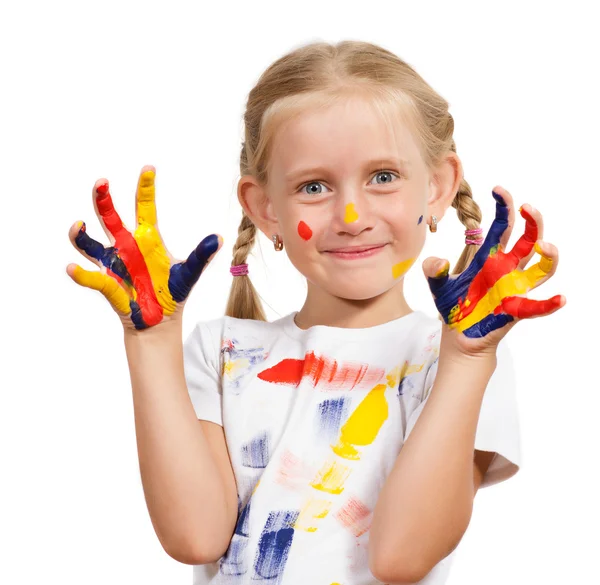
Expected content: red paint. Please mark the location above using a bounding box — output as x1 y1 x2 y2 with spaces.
95 182 163 326
297 220 313 240
257 351 385 390
496 294 563 318
335 496 373 537
453 205 539 323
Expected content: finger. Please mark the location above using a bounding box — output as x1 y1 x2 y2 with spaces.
135 165 165 241
495 186 516 251
520 240 558 291
423 257 450 297
496 294 565 319
506 204 541 269
460 311 515 338
169 234 223 302
462 189 510 278
69 220 134 288
66 263 132 315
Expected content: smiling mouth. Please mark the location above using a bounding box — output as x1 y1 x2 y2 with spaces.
324 244 387 259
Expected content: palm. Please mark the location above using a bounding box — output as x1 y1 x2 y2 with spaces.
66 165 222 331
427 189 563 353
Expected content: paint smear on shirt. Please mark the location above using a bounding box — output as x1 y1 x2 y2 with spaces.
258 351 385 390
310 457 352 494
314 397 351 441
274 449 316 491
332 383 388 460
241 431 271 468
335 496 373 537
253 510 299 581
219 496 253 576
293 497 333 532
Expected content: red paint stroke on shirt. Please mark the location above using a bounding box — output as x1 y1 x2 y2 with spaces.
257 352 385 390
297 220 313 241
335 496 373 537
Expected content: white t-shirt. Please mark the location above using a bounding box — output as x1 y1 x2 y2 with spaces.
182 309 522 585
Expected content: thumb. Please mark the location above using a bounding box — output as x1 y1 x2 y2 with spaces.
423 256 450 296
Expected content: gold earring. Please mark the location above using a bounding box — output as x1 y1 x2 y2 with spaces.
272 234 283 251
429 215 438 233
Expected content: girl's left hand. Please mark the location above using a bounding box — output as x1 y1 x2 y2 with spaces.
423 185 566 359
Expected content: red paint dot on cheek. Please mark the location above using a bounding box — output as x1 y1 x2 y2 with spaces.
297 220 313 241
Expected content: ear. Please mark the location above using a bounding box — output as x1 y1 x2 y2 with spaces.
426 152 463 224
237 175 281 238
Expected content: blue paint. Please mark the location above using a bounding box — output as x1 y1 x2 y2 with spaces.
220 495 253 576
428 191 510 323
241 431 270 468
315 397 350 441
169 233 220 302
74 222 132 284
418 214 423 225
253 510 299 581
462 311 514 338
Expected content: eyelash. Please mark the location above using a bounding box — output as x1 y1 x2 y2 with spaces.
297 170 401 195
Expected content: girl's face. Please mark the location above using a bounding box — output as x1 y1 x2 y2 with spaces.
239 95 460 304
262 97 433 301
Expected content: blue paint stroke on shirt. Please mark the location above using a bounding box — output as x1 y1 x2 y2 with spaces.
241 431 270 468
253 510 299 582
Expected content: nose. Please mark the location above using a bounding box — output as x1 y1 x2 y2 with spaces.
331 189 374 235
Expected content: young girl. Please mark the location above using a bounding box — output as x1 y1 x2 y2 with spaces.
66 40 564 585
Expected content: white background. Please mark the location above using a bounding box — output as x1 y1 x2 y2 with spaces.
1 1 597 583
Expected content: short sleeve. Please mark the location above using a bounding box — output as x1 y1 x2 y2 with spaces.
403 338 522 489
182 321 223 426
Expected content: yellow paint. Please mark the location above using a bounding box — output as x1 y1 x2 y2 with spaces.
344 202 359 223
386 361 424 388
72 265 132 314
293 498 332 532
332 384 389 460
252 479 261 494
133 169 177 315
392 257 416 279
310 458 352 494
452 248 553 332
434 260 450 278
223 358 249 379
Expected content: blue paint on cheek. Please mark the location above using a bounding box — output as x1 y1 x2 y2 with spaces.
418 215 423 225
253 510 299 580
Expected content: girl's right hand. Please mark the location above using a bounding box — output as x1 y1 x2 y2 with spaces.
66 165 223 333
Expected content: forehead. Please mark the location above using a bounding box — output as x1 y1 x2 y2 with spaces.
268 96 422 177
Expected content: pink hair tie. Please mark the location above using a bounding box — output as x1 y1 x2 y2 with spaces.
465 228 483 246
230 263 248 276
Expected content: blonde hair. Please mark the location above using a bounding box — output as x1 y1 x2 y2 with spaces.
225 40 483 321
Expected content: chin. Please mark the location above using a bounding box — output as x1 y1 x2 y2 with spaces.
321 280 395 302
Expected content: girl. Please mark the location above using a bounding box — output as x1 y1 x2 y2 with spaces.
66 40 564 585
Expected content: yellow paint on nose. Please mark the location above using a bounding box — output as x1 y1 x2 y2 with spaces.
344 202 359 223
392 257 416 279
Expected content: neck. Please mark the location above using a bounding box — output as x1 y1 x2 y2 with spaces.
294 280 413 330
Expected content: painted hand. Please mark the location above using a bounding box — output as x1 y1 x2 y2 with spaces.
66 165 223 331
423 186 565 355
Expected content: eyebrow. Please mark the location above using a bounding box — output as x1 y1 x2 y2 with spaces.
284 157 411 182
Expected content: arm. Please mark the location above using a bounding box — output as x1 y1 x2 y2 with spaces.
124 320 238 564
369 352 497 585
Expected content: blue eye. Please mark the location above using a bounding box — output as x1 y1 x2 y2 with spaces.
299 171 400 195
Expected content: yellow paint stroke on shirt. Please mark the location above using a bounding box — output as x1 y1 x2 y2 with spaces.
452 245 552 332
293 497 333 532
222 357 249 379
344 202 359 223
310 457 352 494
332 383 389 460
392 257 416 279
252 479 261 495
